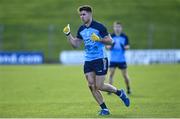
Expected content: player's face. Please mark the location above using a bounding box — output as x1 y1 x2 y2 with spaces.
113 24 122 35
79 11 92 24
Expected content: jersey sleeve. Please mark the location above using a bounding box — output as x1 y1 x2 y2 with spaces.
76 27 83 40
99 24 109 38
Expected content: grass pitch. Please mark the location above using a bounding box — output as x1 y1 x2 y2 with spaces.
0 64 180 118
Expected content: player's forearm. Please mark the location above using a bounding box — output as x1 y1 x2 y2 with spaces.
63 24 81 48
100 37 114 45
125 45 130 50
67 34 80 48
67 35 78 48
106 45 112 49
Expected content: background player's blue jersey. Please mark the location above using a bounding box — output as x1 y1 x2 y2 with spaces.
77 20 109 61
110 33 129 63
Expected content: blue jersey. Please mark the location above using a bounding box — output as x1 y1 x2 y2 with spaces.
77 20 109 61
110 33 129 63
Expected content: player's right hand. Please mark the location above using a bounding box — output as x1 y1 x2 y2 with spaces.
63 24 70 36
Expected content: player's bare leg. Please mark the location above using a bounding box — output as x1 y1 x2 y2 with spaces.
121 69 131 94
108 68 116 94
85 72 111 115
85 72 103 104
95 75 130 107
96 75 117 93
109 68 116 85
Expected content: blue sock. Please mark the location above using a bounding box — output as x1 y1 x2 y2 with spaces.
100 102 107 109
115 90 121 96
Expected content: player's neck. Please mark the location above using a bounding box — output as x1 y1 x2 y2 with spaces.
115 32 121 36
84 18 92 27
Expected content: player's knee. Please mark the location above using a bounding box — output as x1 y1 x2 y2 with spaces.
88 83 95 91
95 84 103 90
88 81 94 86
122 72 127 78
124 74 129 79
110 73 114 78
110 70 115 77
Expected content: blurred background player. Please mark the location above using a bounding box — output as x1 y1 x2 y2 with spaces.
107 21 132 94
63 5 130 115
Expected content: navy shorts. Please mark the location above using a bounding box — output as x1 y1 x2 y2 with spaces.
84 58 108 75
109 62 127 69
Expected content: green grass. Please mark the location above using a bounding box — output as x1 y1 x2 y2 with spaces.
0 0 180 61
0 64 180 117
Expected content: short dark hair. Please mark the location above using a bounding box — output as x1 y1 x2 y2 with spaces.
78 5 92 13
113 21 122 25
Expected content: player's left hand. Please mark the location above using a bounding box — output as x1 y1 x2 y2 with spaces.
63 24 71 36
91 33 100 41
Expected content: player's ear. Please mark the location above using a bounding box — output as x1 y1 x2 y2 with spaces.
88 11 92 16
